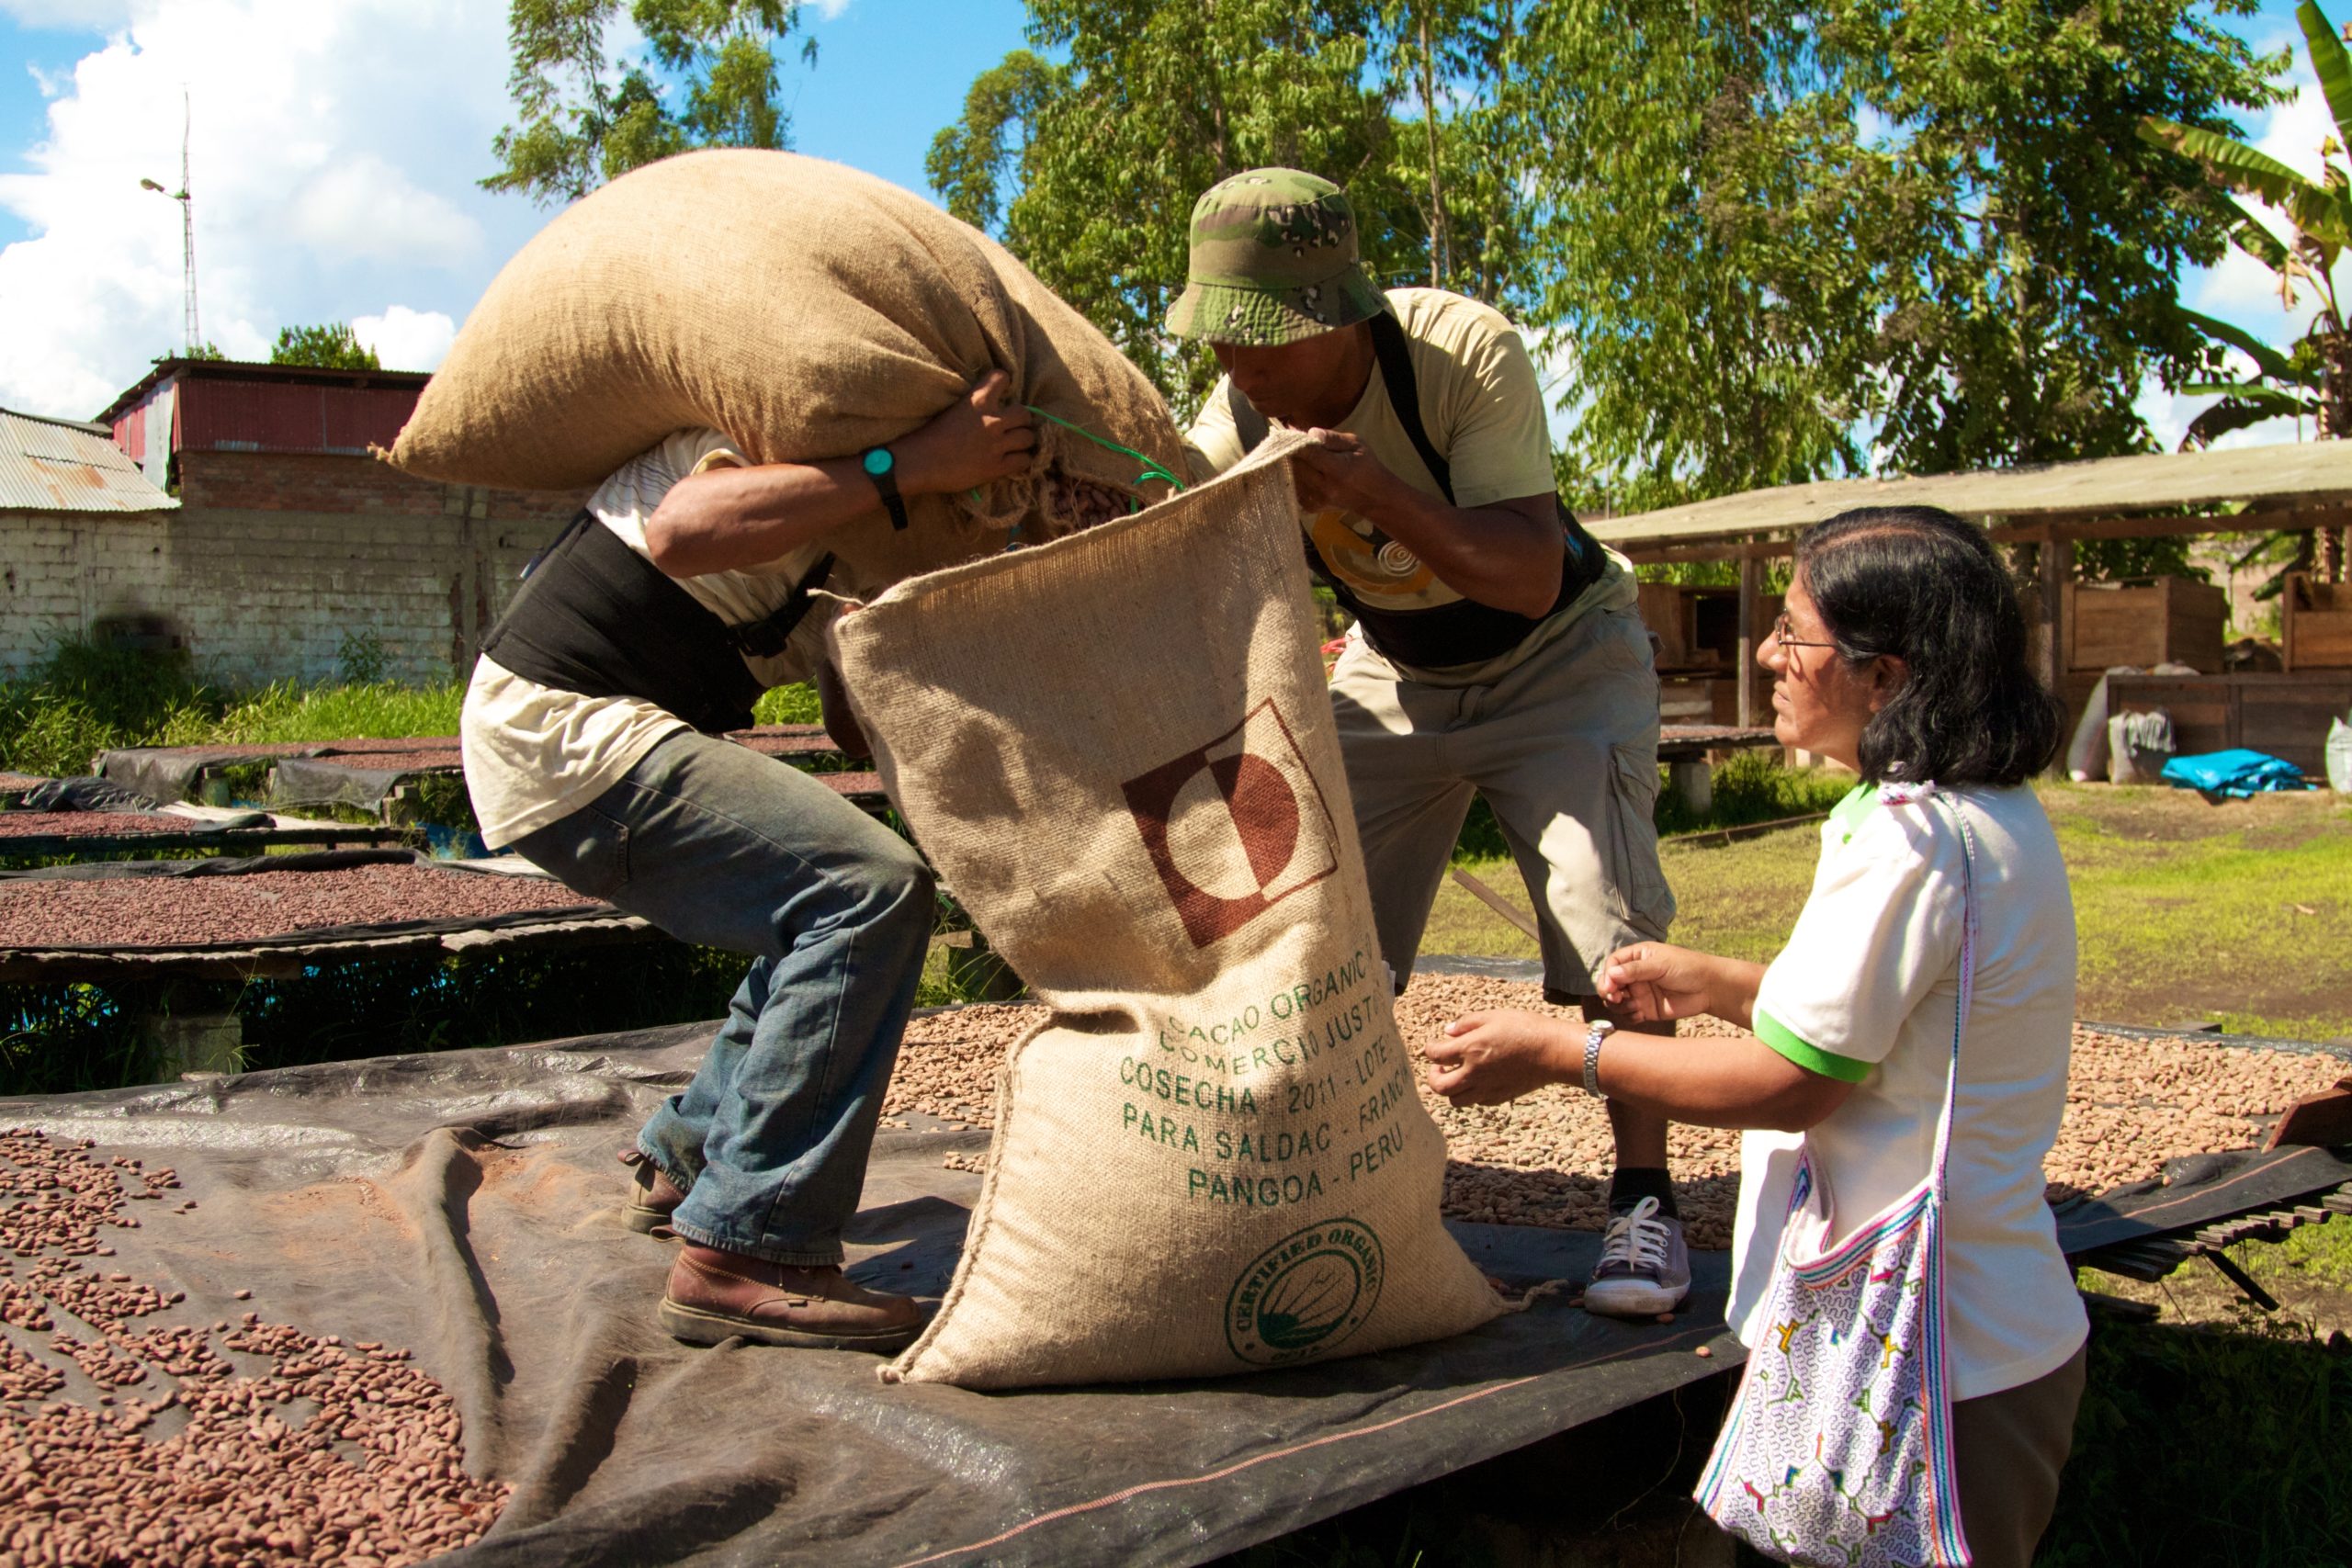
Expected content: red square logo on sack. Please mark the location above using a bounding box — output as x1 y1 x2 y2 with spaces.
1121 698 1340 948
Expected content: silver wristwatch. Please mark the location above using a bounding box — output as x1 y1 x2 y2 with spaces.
1582 1019 1614 1097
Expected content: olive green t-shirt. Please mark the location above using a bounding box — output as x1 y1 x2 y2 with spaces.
1182 287 1631 685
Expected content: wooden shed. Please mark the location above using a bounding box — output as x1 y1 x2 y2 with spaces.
1588 443 2352 774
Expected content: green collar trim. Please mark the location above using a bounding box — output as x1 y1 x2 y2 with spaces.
1829 782 1882 844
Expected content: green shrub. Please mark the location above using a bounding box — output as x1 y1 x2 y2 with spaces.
753 682 822 725
0 637 223 776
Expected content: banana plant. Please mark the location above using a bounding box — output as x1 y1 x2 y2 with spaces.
2140 0 2352 443
2167 304 2324 448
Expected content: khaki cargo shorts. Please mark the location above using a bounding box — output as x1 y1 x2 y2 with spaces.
1328 603 1675 1001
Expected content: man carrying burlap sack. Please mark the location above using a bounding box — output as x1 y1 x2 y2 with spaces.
458 374 1036 1353
1172 169 1689 1318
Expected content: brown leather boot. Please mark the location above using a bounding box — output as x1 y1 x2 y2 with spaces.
618 1150 685 1235
660 1243 925 1352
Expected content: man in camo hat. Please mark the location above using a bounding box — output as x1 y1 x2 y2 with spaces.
1173 167 1697 1318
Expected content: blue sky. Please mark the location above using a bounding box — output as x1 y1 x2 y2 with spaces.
0 3 1031 250
0 0 2335 446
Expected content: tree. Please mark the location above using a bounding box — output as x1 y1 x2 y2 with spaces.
2141 0 2352 582
269 322 381 371
2143 1 2352 446
485 0 812 207
1510 0 2284 512
930 1 1440 420
937 4 2274 498
930 4 1553 420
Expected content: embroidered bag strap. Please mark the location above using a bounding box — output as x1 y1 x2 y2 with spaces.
1915 787 1980 1194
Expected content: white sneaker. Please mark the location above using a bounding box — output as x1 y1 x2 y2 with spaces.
1583 1195 1692 1318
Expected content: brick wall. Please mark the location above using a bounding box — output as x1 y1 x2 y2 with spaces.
0 451 582 686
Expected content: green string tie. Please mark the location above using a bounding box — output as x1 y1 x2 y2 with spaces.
965 403 1187 525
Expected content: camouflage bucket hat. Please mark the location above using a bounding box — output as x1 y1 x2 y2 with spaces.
1164 168 1387 346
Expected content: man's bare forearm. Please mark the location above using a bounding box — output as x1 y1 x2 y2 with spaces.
644 459 876 579
1342 471 1562 618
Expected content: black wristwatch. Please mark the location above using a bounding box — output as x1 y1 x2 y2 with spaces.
861 446 910 531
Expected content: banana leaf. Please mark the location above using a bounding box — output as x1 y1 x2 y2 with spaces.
2183 397 2312 450
2301 1 2352 155
2179 381 2317 412
2172 305 2308 386
2229 206 2294 273
2139 118 2352 252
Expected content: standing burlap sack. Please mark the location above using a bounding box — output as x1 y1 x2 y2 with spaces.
832 436 1503 1389
388 150 1183 594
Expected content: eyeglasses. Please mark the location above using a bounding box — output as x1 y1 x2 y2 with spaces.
1769 613 1838 651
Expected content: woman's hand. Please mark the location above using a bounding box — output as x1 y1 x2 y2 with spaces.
898 370 1038 494
1423 1010 1576 1106
1599 942 1727 1025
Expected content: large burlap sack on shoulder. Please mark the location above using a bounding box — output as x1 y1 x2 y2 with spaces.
832 435 1504 1389
388 150 1182 594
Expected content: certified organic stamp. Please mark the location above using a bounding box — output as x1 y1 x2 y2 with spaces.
1225 1218 1385 1366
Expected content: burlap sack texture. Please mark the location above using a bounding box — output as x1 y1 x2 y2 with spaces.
387 149 1185 596
832 434 1505 1389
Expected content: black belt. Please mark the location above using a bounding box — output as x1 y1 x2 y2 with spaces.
481 513 832 736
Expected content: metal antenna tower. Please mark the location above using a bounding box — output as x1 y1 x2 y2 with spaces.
139 91 198 354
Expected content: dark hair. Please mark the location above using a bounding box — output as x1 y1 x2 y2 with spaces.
1793 506 2063 788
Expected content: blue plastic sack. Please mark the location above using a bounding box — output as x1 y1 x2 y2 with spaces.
2159 749 2316 798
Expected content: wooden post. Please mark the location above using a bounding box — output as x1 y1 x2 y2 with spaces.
2040 537 2073 694
1736 554 1761 729
2041 538 2073 777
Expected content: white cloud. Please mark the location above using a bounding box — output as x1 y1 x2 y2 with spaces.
808 0 852 18
352 304 454 372
283 153 481 267
0 0 544 419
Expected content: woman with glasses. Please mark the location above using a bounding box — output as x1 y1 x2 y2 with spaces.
1424 506 2085 1566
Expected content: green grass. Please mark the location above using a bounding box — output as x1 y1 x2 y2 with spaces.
2041 784 2352 1038
2044 1307 2352 1564
205 679 467 744
0 635 828 780
1424 781 2352 1040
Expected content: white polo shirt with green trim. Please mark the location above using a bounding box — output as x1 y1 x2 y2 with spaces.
1728 782 2088 1401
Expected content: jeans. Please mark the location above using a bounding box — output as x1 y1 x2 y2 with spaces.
511 728 933 1266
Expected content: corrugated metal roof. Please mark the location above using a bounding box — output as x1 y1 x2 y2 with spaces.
0 407 178 513
1589 439 2352 555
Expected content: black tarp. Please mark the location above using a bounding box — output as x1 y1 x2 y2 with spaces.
272 756 460 813
96 743 317 805
0 1019 1744 1567
10 1010 2329 1564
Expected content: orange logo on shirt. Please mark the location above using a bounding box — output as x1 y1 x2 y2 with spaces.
1308 510 1448 606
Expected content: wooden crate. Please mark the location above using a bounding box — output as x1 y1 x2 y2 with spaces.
1635 582 1781 673
1637 582 1694 669
2106 671 2352 776
1657 675 1723 728
2063 578 2227 673
2284 573 2352 671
